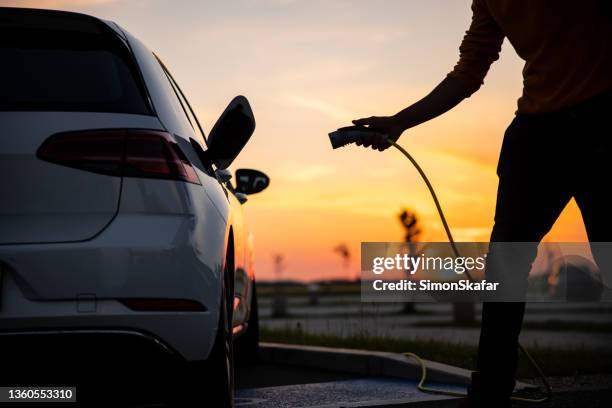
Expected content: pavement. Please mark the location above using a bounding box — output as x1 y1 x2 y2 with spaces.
234 345 612 408
235 342 468 407
236 377 461 408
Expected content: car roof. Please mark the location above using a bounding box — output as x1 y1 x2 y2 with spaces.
1 7 105 25
0 7 123 38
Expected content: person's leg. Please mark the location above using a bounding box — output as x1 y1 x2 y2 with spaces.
469 116 572 405
573 102 612 294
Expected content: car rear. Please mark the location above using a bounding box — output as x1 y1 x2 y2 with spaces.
0 7 221 383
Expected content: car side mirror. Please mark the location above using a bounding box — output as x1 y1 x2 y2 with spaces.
205 96 255 170
235 169 270 195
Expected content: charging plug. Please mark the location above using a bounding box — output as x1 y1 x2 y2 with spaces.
328 125 387 149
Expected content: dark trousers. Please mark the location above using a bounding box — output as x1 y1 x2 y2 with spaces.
474 90 612 399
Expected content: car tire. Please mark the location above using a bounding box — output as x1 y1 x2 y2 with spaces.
235 280 260 365
178 265 234 407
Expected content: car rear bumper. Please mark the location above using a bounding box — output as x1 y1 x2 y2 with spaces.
0 275 218 362
0 212 223 362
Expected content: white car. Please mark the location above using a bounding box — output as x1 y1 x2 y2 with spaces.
0 7 269 406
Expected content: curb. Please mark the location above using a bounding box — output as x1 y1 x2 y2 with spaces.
259 342 472 385
259 342 534 391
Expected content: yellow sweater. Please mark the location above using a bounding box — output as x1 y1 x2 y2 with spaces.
448 0 612 114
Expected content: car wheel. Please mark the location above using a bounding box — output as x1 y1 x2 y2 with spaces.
235 280 260 365
179 265 234 407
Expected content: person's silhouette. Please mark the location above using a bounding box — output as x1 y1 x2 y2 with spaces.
353 1 612 406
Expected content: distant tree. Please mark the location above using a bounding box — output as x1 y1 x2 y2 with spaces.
399 208 421 256
273 254 284 279
271 254 287 317
398 208 422 313
333 243 351 270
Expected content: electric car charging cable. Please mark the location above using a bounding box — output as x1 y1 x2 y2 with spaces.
329 126 552 403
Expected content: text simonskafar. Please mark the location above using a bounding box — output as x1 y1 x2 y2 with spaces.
372 279 499 291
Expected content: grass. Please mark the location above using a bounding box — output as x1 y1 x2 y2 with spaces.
257 283 361 297
260 326 612 378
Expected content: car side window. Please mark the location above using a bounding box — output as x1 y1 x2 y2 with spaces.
173 80 207 145
155 57 207 148
149 59 194 138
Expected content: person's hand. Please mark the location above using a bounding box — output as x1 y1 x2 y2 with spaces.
352 115 405 151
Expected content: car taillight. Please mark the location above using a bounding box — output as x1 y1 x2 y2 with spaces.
36 130 125 176
37 129 200 184
124 130 200 183
119 298 207 312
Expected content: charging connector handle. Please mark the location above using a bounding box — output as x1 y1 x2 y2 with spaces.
328 126 386 149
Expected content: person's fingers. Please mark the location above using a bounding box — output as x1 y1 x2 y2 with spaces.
370 136 380 150
354 131 393 151
352 116 379 126
376 134 388 150
352 118 370 126
362 138 373 148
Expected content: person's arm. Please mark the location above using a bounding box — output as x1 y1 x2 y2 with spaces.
354 0 504 151
353 77 469 150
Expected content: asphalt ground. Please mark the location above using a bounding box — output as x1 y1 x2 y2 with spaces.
2 361 610 407
236 368 612 408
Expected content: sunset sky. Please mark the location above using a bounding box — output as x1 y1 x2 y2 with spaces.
3 0 590 281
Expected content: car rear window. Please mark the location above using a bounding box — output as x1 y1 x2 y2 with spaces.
0 9 152 115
